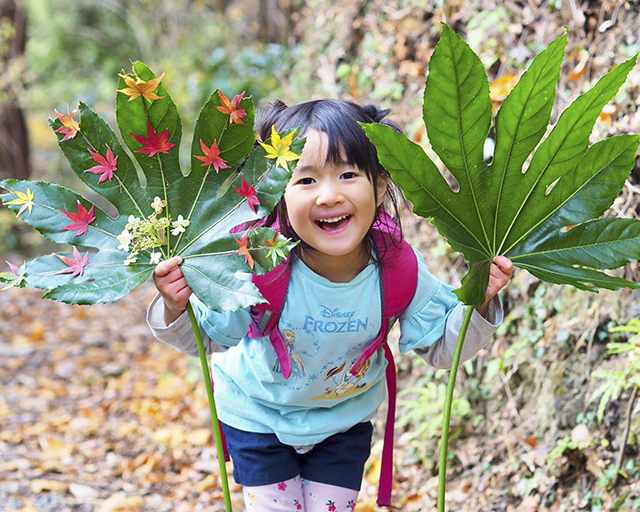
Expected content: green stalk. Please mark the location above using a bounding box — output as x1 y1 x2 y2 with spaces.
186 301 233 512
437 305 475 512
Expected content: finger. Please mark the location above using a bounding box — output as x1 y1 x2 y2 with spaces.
154 256 182 278
174 285 192 304
493 256 514 276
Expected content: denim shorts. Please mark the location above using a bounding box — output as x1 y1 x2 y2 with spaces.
220 421 373 490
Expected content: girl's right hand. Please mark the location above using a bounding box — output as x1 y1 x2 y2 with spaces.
153 256 192 324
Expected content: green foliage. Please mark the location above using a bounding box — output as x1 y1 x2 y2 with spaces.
590 318 640 422
397 365 473 467
363 24 640 306
0 62 301 310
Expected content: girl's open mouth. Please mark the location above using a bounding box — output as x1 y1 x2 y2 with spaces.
315 214 351 231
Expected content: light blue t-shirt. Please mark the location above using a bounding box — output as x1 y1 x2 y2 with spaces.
191 250 461 446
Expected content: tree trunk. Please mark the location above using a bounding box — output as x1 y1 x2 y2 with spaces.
0 0 30 180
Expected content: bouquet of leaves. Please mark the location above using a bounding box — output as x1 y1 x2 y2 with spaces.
363 25 640 511
1 63 303 512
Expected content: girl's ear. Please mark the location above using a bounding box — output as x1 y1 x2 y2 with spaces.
376 176 388 207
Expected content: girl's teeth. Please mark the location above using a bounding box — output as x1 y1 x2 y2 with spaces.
319 215 348 223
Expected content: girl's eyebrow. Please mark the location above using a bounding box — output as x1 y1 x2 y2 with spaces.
293 164 317 173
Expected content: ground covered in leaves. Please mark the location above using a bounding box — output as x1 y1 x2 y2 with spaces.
0 283 246 512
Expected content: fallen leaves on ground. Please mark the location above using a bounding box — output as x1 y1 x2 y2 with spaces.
0 282 242 512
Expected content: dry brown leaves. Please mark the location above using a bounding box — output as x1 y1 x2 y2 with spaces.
0 282 243 512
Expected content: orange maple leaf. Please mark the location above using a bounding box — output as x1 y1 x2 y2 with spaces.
215 90 247 125
54 107 80 141
118 72 165 103
234 232 254 269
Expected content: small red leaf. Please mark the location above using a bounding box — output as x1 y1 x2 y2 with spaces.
234 174 260 213
129 119 176 157
194 138 231 173
85 147 118 184
59 200 96 236
53 247 90 278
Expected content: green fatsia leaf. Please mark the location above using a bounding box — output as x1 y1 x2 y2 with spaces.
1 64 302 310
364 23 640 306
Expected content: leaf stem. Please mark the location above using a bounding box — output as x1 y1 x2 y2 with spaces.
437 305 475 512
175 168 211 249
158 154 171 256
186 301 233 512
114 176 147 219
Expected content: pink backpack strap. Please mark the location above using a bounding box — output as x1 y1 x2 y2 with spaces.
350 230 417 375
249 260 293 378
365 229 418 508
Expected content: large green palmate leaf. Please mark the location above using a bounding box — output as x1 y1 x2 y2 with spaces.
0 62 302 310
363 24 640 306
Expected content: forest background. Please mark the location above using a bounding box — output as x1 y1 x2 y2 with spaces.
1 0 639 511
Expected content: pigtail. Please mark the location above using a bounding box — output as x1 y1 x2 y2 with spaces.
359 103 403 134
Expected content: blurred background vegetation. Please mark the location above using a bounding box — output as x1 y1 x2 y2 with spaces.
1 0 640 510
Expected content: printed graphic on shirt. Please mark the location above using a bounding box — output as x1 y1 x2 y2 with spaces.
311 358 372 400
271 329 306 378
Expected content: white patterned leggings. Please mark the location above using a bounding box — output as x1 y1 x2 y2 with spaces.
243 475 359 512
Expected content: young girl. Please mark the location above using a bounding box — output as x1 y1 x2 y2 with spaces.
147 99 513 511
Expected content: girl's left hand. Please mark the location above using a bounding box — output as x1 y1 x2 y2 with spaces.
477 256 513 318
485 256 514 302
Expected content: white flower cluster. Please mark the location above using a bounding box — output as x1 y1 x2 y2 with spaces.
116 197 181 265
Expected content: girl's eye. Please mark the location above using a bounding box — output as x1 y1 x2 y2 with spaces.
298 177 315 185
341 171 358 179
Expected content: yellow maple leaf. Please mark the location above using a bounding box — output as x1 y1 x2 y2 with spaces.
259 125 301 171
118 72 165 103
6 187 35 216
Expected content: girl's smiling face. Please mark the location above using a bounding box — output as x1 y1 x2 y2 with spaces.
284 129 387 279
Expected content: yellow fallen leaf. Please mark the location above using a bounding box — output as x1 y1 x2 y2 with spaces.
155 373 186 400
153 425 185 449
30 320 45 341
354 497 379 512
30 479 69 493
195 474 219 493
96 493 144 512
39 436 75 459
186 428 211 446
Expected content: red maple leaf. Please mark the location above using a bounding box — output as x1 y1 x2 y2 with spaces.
59 200 96 236
53 247 90 278
129 119 176 157
85 147 118 184
194 138 231 173
215 90 247 125
234 174 260 213
234 232 254 269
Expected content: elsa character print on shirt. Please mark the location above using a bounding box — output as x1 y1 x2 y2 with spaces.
272 329 306 378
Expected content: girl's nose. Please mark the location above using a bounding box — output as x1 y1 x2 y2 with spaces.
316 181 344 206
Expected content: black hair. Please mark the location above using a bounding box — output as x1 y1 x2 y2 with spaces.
255 98 405 262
